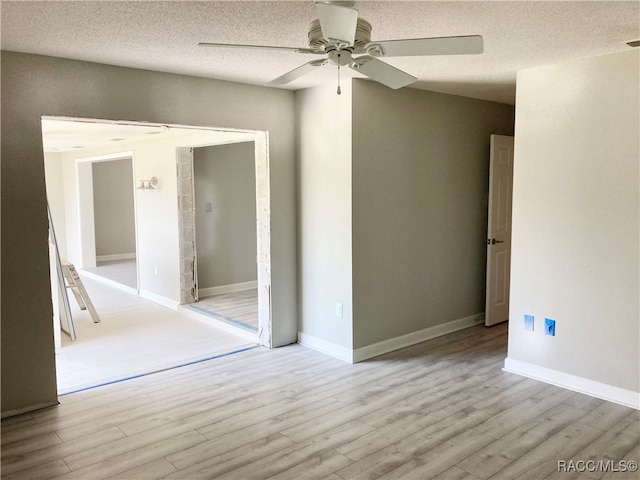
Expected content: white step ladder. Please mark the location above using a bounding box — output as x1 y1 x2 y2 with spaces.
62 261 101 324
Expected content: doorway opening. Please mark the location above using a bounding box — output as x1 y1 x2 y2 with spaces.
75 153 139 292
188 142 260 335
42 116 272 393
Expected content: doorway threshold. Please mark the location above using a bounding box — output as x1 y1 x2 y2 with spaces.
188 304 258 333
59 344 259 396
178 305 258 343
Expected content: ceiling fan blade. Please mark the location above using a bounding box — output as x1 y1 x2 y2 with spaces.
315 2 358 45
198 42 320 54
368 35 484 57
349 56 416 89
268 59 328 86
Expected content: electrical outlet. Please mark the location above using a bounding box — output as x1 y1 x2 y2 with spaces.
524 314 534 331
545 318 556 336
154 266 158 276
336 303 343 317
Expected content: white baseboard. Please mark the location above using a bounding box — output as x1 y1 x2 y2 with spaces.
503 357 640 410
297 332 353 363
75 268 138 295
139 289 179 311
297 313 484 364
199 281 257 297
96 253 136 262
352 313 484 363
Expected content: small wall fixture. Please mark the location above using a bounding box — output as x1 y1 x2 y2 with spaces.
137 177 159 190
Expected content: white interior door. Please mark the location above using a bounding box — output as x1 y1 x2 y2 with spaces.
485 134 514 326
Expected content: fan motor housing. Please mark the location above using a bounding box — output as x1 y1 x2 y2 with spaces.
308 17 372 53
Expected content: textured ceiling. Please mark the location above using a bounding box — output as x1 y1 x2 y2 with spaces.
2 1 639 105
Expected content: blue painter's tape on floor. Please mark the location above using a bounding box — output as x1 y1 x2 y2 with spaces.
59 345 259 396
188 304 259 332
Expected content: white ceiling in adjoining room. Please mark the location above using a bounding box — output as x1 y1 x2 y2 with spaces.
40 118 256 153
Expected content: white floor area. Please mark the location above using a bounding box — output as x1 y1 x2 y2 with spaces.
82 258 137 289
55 274 258 395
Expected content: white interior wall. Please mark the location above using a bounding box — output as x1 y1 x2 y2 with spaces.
506 50 640 408
295 82 353 360
51 130 261 307
43 152 67 259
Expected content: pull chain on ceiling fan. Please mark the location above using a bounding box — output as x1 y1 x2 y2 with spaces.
199 1 484 92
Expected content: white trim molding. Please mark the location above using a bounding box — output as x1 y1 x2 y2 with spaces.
503 357 640 410
297 332 353 363
139 289 179 311
198 280 257 297
298 313 484 364
75 268 138 295
353 313 484 363
96 253 136 262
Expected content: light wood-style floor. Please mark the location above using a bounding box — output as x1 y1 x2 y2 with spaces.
190 289 259 332
2 324 638 480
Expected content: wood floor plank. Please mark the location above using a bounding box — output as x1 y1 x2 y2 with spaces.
61 397 261 471
600 444 640 480
163 433 295 480
1 458 71 480
169 396 345 470
335 407 492 480
378 428 497 479
54 380 240 441
53 430 206 479
213 420 376 480
472 384 576 439
544 420 640 480
577 401 637 431
117 388 263 436
432 467 483 480
457 395 603 479
487 422 605 479
1 431 61 458
266 449 353 480
3 323 638 480
1 426 126 476
104 458 178 480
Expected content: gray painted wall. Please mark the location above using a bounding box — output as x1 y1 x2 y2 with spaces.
1 51 297 416
508 51 639 394
92 159 136 257
351 80 515 348
194 142 257 289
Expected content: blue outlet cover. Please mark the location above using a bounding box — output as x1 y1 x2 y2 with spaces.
524 315 534 331
545 318 556 336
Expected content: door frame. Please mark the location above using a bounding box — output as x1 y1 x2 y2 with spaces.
177 131 272 348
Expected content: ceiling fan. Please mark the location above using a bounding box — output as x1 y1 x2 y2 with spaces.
199 1 483 94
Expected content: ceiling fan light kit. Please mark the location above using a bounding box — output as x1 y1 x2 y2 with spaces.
199 1 484 93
